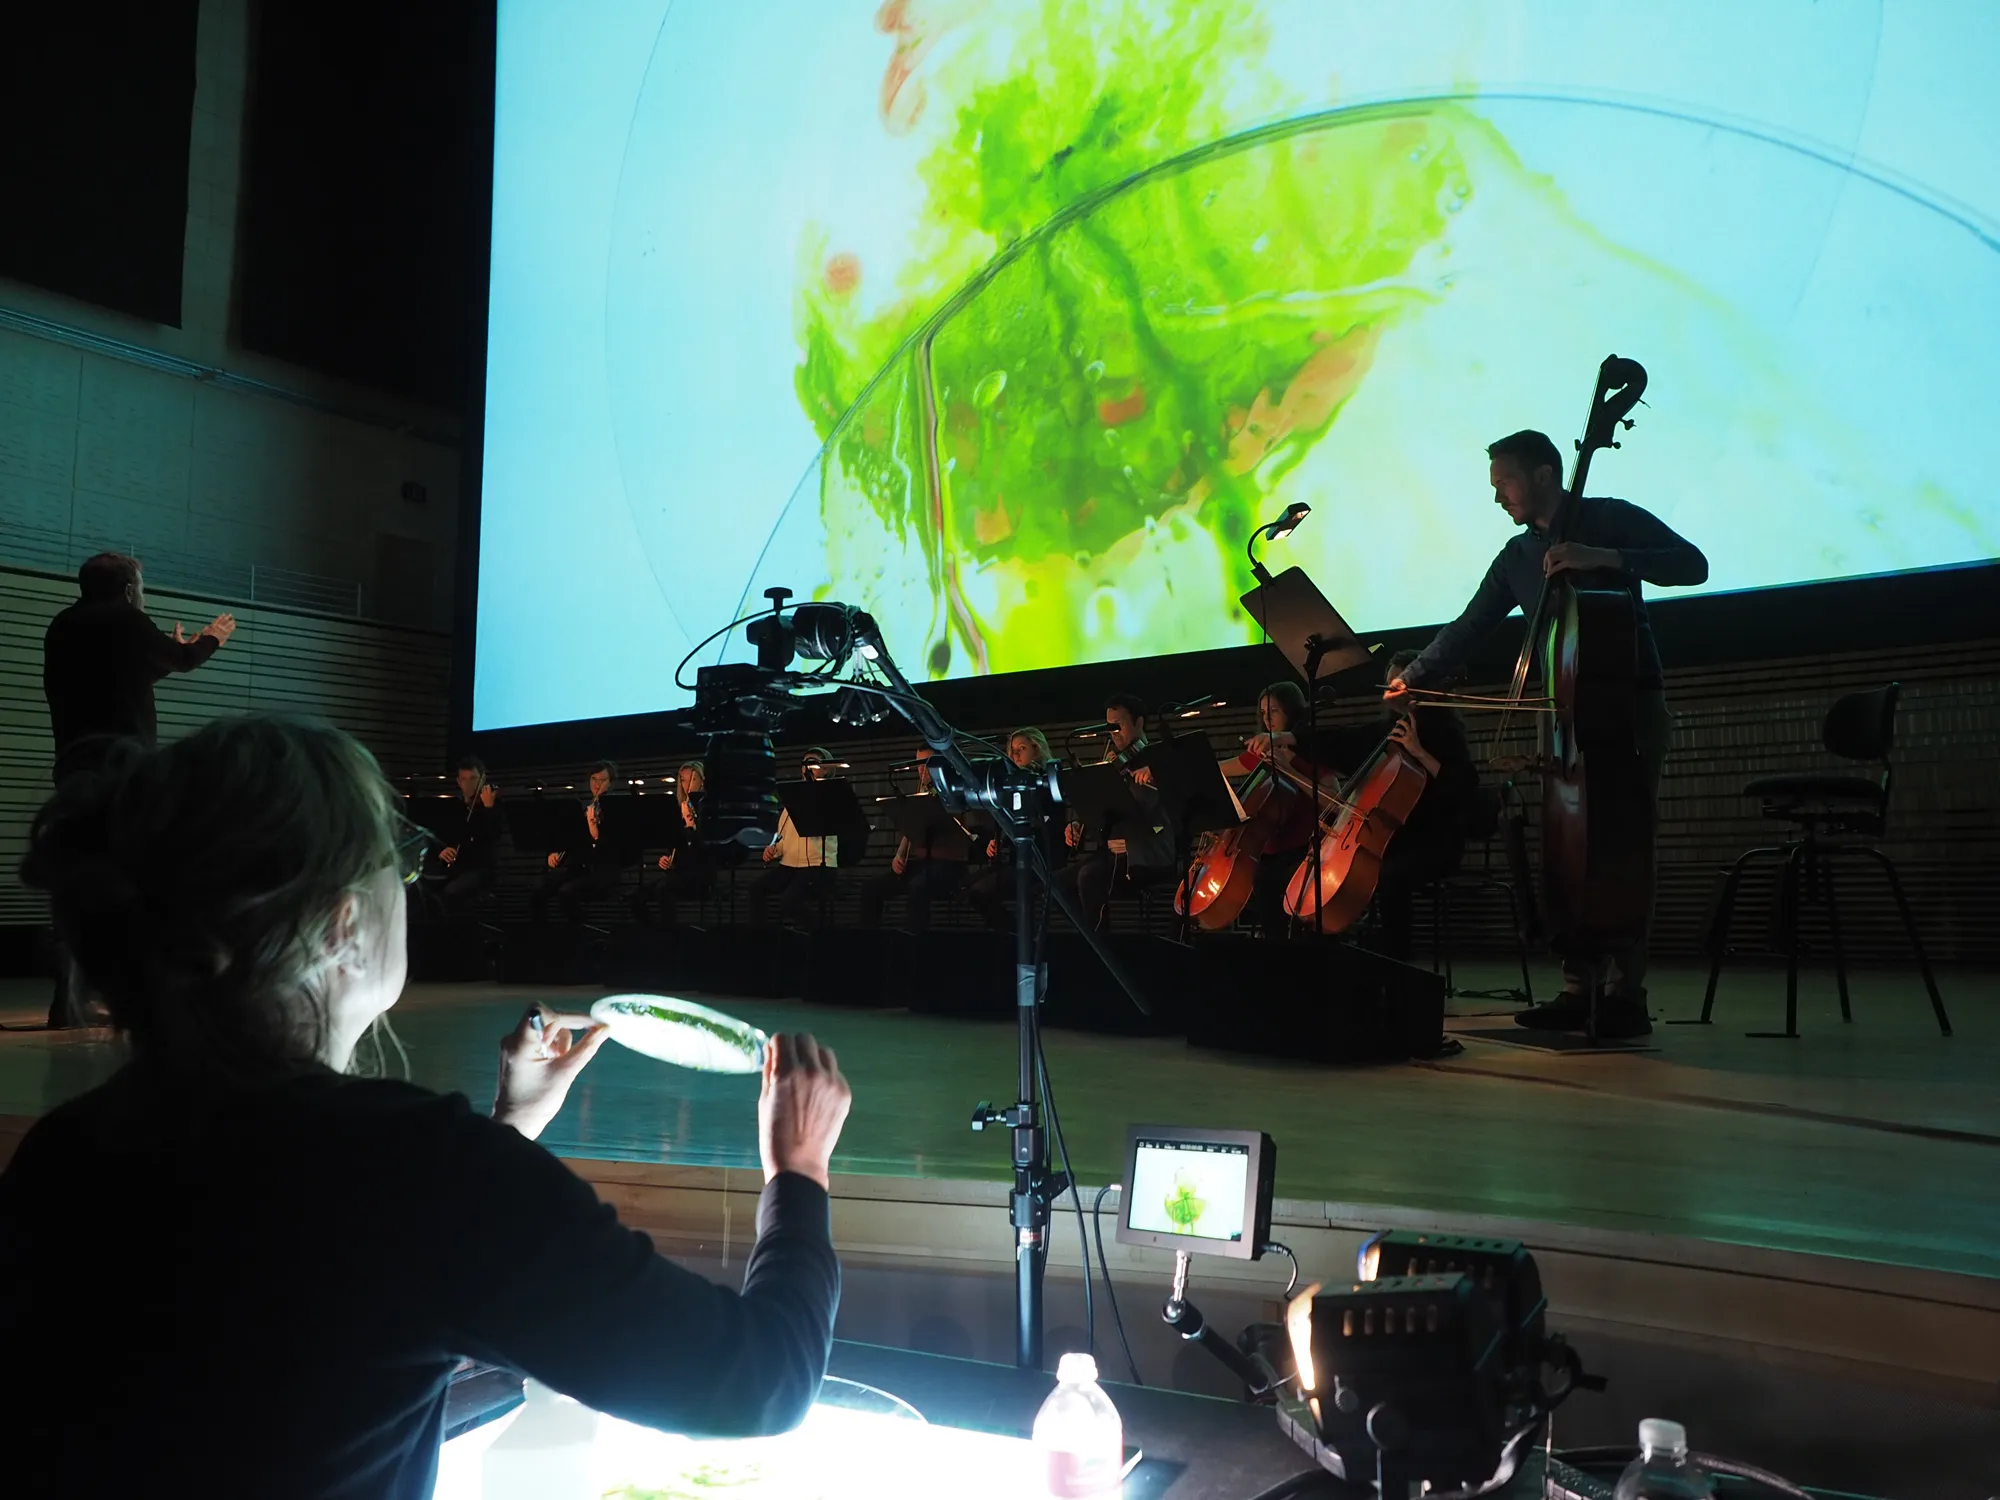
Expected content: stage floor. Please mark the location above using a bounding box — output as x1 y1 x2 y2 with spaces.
2 962 1995 1282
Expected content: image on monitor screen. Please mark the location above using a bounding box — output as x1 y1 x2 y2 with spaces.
1126 1137 1251 1243
475 0 2000 731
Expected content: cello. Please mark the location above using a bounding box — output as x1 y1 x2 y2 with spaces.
1279 712 1433 934
1175 759 1298 931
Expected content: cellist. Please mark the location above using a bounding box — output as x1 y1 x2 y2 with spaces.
1214 680 1321 938
1383 429 1707 1036
1307 651 1481 962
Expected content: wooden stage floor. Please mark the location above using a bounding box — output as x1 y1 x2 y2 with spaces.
3 960 1995 1284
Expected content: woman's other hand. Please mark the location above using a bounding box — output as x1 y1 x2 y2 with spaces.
759 1032 852 1191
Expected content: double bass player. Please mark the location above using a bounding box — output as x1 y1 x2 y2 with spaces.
1385 428 1707 1038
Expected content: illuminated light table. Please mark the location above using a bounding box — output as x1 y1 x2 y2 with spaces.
436 1340 1326 1500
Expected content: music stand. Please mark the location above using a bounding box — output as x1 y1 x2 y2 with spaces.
401 793 469 844
620 793 691 863
503 798 588 857
885 791 973 861
779 778 863 859
1057 763 1147 845
1240 565 1371 683
1135 738 1240 841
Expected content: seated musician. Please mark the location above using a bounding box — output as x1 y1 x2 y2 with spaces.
964 728 1064 930
647 760 712 927
1057 694 1178 932
425 755 501 917
749 748 839 928
1384 429 1707 1034
1308 651 1481 962
859 748 974 933
1215 682 1321 937
531 760 626 924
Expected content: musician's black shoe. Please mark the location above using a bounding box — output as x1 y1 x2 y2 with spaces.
1590 994 1654 1040
1515 994 1590 1031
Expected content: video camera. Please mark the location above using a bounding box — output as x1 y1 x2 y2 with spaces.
684 588 1063 858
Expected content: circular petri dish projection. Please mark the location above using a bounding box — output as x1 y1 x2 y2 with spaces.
605 32 1998 684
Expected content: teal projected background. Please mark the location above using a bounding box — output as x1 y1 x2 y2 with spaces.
475 0 1999 730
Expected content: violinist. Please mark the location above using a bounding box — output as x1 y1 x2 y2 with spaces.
748 749 839 928
1318 652 1480 961
1215 682 1321 937
530 760 625 925
647 760 712 928
859 748 975 933
1384 429 1707 1032
1057 694 1177 932
423 755 501 916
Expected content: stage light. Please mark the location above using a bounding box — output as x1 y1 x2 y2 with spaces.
1276 1235 1600 1497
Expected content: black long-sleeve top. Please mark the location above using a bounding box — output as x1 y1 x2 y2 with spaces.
1401 496 1707 692
0 1065 840 1499
43 597 220 750
454 796 502 870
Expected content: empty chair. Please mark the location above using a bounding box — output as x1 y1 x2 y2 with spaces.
1697 682 1950 1038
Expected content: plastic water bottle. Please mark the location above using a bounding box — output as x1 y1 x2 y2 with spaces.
1614 1419 1713 1500
1033 1352 1124 1497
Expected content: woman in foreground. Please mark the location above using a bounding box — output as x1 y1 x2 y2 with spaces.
0 715 851 1499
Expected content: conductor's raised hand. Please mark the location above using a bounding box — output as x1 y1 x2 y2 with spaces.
200 613 237 645
759 1032 852 1191
494 1007 610 1141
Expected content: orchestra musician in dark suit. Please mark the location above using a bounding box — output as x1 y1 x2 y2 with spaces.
1056 694 1178 932
647 761 713 927
531 760 626 924
859 748 974 933
963 728 1064 930
424 755 502 915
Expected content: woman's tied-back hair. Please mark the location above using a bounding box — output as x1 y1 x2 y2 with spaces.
20 715 404 1081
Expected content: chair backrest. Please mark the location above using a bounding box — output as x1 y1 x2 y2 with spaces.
1822 682 1899 763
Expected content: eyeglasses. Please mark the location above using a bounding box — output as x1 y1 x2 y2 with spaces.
392 820 435 886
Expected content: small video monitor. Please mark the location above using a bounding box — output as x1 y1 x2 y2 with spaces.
1115 1124 1277 1261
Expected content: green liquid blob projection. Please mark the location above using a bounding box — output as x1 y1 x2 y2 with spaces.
1164 1170 1208 1235
791 3 1476 678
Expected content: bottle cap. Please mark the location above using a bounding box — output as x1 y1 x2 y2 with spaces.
1639 1418 1688 1456
1056 1353 1100 1385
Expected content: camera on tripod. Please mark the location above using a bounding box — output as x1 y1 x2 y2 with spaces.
923 753 1064 824
687 587 880 858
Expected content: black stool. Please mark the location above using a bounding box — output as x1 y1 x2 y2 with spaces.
1695 682 1950 1038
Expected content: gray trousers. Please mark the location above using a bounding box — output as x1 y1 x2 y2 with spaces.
1560 689 1674 999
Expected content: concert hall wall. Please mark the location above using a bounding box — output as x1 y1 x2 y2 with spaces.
467 0 2000 736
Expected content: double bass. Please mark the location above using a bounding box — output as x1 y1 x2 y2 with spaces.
1525 357 1654 969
